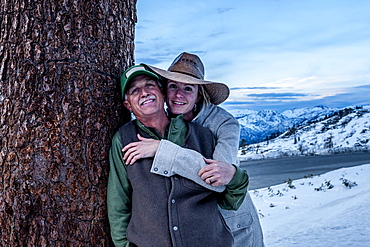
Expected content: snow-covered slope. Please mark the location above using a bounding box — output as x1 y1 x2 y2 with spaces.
252 163 370 246
237 106 370 160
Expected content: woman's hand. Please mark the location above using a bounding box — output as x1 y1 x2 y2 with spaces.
198 158 236 187
122 134 160 165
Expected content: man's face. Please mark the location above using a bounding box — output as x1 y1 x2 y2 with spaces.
124 75 165 120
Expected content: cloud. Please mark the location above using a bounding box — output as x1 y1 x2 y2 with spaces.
247 93 308 99
222 84 370 112
208 31 226 38
216 7 234 14
230 87 281 90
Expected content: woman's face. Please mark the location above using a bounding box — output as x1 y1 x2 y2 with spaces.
166 80 199 120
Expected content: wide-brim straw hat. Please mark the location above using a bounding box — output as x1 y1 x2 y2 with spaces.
143 52 230 105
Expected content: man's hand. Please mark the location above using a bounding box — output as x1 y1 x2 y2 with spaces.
122 134 160 165
198 158 236 187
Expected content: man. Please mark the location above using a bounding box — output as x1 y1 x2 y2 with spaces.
107 65 249 246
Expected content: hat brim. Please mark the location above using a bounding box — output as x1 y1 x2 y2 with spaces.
144 64 229 105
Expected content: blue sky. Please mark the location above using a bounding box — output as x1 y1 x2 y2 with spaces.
134 0 370 112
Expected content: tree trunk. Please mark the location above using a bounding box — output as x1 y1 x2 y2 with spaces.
0 0 135 246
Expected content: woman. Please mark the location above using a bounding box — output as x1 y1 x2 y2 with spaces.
123 52 264 247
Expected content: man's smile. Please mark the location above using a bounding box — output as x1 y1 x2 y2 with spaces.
141 99 155 105
140 96 156 106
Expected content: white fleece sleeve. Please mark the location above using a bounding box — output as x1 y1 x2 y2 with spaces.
151 140 225 192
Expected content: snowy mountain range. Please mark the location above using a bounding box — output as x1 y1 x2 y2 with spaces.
229 105 337 144
229 105 370 160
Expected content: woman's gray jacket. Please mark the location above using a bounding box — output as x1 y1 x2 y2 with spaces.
151 103 265 247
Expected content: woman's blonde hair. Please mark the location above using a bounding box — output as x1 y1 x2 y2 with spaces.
198 85 211 105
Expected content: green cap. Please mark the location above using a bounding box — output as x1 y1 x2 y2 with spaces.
120 65 160 98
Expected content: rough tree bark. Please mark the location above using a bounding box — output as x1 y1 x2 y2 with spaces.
0 0 135 246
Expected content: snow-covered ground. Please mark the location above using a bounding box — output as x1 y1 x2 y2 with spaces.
250 163 370 246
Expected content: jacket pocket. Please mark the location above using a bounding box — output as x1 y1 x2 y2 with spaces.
225 212 255 247
225 212 253 232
